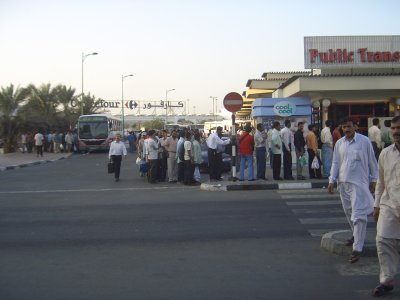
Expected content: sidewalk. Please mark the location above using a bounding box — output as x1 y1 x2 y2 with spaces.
0 151 73 171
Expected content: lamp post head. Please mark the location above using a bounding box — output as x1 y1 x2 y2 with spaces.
91 52 98 55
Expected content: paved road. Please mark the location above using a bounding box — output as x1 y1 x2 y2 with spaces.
0 153 394 300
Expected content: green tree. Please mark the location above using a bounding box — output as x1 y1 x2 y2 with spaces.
143 118 165 130
79 94 104 116
53 85 79 130
0 84 29 152
21 83 59 130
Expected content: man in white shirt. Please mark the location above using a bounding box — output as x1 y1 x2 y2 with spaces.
108 133 127 182
254 123 268 180
280 120 294 180
270 121 282 180
372 115 400 297
369 118 382 161
206 126 230 181
328 117 378 263
146 130 159 184
321 120 333 178
34 131 44 158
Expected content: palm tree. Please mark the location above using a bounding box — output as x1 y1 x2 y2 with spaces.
22 83 60 130
53 85 79 129
0 84 29 152
80 93 104 115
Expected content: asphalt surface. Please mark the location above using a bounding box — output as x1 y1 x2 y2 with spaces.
0 152 396 300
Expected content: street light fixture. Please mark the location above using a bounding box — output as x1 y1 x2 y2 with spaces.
122 74 134 139
81 52 98 115
165 88 175 128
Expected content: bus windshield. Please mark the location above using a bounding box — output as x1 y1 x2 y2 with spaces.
78 121 108 139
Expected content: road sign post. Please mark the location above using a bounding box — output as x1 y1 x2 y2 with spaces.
223 92 243 181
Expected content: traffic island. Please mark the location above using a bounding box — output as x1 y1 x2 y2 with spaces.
321 229 377 257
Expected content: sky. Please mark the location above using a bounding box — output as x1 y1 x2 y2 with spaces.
1 0 399 116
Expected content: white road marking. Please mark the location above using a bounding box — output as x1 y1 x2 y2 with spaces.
292 208 343 214
299 217 348 224
286 200 341 206
0 186 200 194
280 194 339 199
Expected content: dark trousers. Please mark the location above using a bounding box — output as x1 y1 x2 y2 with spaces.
208 148 222 180
178 162 185 182
273 154 281 180
184 160 194 185
111 155 122 179
256 147 266 179
158 155 167 181
307 149 321 179
283 145 292 179
148 159 158 183
36 145 43 157
371 142 380 161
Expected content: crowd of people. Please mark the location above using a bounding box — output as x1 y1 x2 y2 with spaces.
110 117 397 186
20 130 78 157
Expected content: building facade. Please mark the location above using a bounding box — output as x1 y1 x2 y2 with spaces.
243 35 400 133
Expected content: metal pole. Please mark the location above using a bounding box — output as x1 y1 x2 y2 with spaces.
231 112 237 181
81 53 84 116
122 74 133 140
165 89 168 128
122 75 124 139
81 52 98 116
165 89 175 129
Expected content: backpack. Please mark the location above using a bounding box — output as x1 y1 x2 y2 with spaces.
178 142 185 161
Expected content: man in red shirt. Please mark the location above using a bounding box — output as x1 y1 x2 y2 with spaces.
238 125 255 181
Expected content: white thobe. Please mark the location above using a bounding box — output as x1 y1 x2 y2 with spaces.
368 125 382 149
329 133 378 220
375 144 400 239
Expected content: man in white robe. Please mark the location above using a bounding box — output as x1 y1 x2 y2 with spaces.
328 117 378 263
371 115 400 297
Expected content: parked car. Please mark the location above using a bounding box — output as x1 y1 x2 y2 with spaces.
199 140 231 173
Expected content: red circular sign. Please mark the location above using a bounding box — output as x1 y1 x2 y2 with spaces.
223 92 243 113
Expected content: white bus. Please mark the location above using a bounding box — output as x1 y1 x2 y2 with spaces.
77 114 122 152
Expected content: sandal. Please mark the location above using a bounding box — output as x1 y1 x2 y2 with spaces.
349 251 362 263
372 284 394 297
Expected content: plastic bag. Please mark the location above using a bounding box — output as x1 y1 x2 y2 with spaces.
136 157 141 165
299 155 307 167
311 156 319 169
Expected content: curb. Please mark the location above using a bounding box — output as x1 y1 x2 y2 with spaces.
200 181 329 191
321 229 377 257
0 155 70 172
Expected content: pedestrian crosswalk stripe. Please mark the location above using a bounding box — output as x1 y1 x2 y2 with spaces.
292 207 343 214
277 189 328 194
300 216 374 224
280 194 339 199
286 200 341 206
299 217 348 224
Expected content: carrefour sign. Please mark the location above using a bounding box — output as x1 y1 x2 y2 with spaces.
273 101 296 117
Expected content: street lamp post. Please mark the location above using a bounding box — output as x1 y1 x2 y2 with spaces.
210 96 218 121
165 88 175 128
122 74 134 139
81 52 98 115
186 99 190 115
